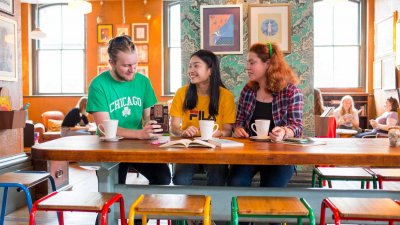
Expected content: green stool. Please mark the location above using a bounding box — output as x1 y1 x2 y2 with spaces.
231 196 315 225
311 167 377 189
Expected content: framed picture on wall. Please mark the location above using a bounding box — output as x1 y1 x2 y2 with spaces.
0 16 17 82
132 23 149 43
200 5 243 54
381 55 396 90
0 0 13 15
115 24 130 37
97 65 109 75
375 12 396 58
137 65 148 77
97 24 113 43
98 46 109 64
248 4 291 53
136 44 149 64
373 60 382 89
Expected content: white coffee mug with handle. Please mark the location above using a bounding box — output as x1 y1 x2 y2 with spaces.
199 120 219 140
251 119 270 138
98 119 119 139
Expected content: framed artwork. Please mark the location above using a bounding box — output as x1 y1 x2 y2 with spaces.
0 0 13 15
248 4 291 53
115 24 130 37
97 65 109 75
98 46 109 64
97 24 113 43
132 23 149 43
373 60 382 89
382 55 396 90
200 5 243 55
0 16 17 82
136 44 148 64
137 65 148 77
375 12 396 58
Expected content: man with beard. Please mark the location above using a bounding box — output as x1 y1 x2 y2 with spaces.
87 35 171 186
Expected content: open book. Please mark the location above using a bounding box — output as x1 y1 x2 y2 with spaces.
159 139 216 148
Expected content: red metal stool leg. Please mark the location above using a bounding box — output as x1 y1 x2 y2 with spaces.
320 199 342 225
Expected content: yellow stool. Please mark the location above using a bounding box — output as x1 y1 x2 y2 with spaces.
129 194 211 225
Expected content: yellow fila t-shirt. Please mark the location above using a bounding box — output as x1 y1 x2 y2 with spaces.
170 85 236 132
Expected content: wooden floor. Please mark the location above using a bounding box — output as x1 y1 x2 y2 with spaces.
4 164 400 225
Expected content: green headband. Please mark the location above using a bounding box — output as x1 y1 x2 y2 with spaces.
267 42 273 58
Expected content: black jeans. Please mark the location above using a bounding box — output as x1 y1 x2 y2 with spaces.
118 162 171 184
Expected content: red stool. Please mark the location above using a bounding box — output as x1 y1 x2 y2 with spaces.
367 168 400 189
29 191 126 225
320 197 400 225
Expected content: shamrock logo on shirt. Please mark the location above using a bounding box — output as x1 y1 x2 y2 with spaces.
122 107 131 117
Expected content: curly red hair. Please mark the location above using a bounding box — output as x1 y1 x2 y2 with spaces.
248 43 298 92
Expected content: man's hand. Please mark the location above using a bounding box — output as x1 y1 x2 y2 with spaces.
139 120 163 139
233 127 249 138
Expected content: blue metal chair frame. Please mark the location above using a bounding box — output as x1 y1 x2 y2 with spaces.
0 171 56 225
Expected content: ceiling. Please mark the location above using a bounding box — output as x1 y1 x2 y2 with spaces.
21 0 147 3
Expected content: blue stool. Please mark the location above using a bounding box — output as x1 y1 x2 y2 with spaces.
0 171 56 224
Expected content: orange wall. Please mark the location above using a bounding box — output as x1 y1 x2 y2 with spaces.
22 0 172 123
0 0 24 157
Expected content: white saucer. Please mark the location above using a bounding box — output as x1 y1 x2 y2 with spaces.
250 136 271 142
99 136 123 142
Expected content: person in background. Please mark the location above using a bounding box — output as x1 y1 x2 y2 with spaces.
87 35 171 185
355 97 399 138
314 88 324 115
61 97 91 137
170 49 236 186
333 95 361 132
228 42 303 194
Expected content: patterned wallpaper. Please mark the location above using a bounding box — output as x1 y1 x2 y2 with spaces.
181 0 314 136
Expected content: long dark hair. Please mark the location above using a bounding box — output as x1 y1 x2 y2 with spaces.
183 49 225 118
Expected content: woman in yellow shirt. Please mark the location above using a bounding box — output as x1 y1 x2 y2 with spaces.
170 49 236 186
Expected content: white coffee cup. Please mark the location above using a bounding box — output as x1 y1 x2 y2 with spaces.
98 119 118 139
251 119 270 138
199 120 219 140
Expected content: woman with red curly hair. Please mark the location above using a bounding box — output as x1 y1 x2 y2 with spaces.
228 43 304 190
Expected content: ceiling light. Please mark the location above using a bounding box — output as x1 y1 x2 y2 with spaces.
31 0 46 40
68 0 92 14
144 13 151 20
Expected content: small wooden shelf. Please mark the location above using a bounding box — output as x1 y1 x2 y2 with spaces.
0 110 26 129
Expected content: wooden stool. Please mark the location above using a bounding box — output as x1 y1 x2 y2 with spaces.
0 171 56 225
129 194 211 225
368 168 400 189
311 167 377 189
320 197 400 225
29 191 126 225
231 196 315 225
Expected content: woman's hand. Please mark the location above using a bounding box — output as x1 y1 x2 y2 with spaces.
181 126 199 137
370 119 378 129
233 127 249 138
270 127 285 141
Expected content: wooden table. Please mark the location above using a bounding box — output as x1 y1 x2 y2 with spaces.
31 136 400 223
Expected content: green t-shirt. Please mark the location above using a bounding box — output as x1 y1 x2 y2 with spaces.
87 71 157 130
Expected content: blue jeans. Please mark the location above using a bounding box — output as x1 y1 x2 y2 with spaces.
118 163 171 185
227 165 294 187
173 164 228 186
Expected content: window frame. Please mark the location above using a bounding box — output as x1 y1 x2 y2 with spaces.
313 0 366 93
31 3 87 96
163 1 181 96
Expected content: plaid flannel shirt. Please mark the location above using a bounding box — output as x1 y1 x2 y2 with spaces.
235 83 304 137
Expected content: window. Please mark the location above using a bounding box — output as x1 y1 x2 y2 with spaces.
314 0 365 89
33 4 86 95
163 1 181 95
